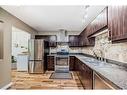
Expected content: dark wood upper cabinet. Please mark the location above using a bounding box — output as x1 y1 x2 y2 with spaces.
79 31 86 46
87 7 108 37
48 35 57 47
108 6 127 42
69 35 79 47
78 8 107 47
35 35 49 41
79 28 95 46
35 35 57 47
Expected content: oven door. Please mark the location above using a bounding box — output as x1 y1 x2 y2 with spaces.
55 55 69 73
56 57 68 66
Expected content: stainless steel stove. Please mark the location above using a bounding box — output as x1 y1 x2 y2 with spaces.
55 42 69 73
55 54 69 73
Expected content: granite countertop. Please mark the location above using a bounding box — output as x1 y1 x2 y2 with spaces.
75 55 127 89
48 53 127 89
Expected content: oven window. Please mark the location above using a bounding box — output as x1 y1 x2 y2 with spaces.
56 57 68 66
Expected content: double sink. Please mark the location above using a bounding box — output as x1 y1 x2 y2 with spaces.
79 56 121 69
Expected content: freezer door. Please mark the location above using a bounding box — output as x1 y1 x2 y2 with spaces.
28 60 44 73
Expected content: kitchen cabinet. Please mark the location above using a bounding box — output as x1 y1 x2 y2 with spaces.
87 7 108 37
93 72 119 89
47 56 54 70
78 31 85 46
48 35 57 47
69 35 79 47
85 27 95 46
75 57 93 89
78 8 107 46
108 6 127 42
35 35 57 47
35 35 49 40
69 56 75 71
81 63 93 89
79 29 95 46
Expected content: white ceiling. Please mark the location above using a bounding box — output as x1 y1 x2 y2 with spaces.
1 6 105 33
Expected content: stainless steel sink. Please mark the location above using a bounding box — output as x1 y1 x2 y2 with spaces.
79 57 120 68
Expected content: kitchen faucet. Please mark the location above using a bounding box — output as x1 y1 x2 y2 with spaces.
92 50 98 59
92 49 104 61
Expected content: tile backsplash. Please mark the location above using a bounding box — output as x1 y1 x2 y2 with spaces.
81 29 127 64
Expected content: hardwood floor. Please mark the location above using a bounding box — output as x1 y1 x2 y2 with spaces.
9 70 83 90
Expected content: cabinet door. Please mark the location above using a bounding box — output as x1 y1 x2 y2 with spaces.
35 35 57 47
69 35 79 47
49 35 57 47
85 27 95 46
82 64 93 89
108 6 127 42
87 7 108 37
93 73 119 89
35 35 49 41
69 56 75 71
78 61 83 80
47 56 54 70
94 7 107 32
75 58 80 75
79 31 85 46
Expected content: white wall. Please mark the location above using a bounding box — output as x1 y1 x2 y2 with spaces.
0 7 37 88
0 24 3 59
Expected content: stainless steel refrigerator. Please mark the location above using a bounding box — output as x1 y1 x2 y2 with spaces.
28 39 49 74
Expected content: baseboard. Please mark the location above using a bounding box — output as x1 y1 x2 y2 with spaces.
1 82 12 90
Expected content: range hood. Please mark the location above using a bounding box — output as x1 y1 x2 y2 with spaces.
57 29 68 42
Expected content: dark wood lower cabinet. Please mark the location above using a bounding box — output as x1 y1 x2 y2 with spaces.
69 56 75 71
93 72 120 89
82 63 93 89
47 56 54 70
75 58 93 89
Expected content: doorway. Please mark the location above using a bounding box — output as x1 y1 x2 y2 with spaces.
11 27 30 71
